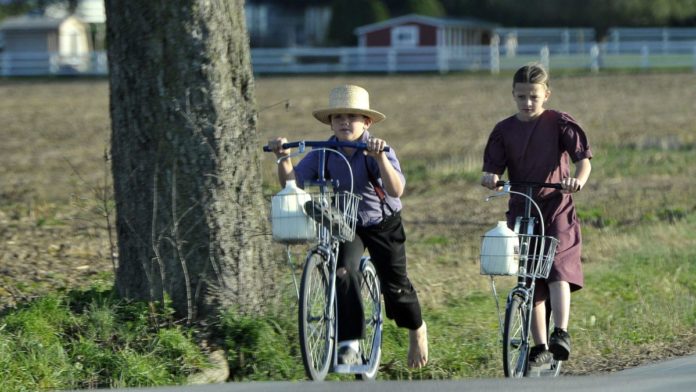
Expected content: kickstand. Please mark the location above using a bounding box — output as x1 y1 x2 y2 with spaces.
490 276 504 338
286 245 300 301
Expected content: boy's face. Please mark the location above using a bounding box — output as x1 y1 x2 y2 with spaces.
512 82 550 121
330 113 371 141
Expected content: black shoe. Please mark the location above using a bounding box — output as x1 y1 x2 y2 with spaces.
337 346 361 365
548 328 571 361
528 344 553 368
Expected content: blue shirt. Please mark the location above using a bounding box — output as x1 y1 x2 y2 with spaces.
293 131 404 227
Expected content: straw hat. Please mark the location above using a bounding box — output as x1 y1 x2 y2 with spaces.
312 85 386 124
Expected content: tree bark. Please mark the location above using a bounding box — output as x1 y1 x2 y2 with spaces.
105 0 273 320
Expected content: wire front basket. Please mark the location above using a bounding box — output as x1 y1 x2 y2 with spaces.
480 233 559 279
517 234 559 280
271 191 361 244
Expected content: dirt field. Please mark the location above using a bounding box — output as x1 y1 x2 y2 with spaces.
1 72 695 375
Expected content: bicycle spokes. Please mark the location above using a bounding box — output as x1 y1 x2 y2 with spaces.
299 253 333 380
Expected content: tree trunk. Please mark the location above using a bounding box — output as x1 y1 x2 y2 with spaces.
105 0 273 320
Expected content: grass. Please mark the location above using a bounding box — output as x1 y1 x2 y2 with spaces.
1 71 696 388
0 285 208 390
3 219 694 389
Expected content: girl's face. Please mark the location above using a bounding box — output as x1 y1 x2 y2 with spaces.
512 82 550 121
330 113 371 141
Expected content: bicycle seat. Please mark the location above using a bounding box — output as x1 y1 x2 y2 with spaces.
304 200 351 237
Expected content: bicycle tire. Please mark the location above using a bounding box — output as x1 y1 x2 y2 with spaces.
298 252 334 381
503 294 529 378
356 257 382 380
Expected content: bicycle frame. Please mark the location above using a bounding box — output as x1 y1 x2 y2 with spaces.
484 180 562 378
266 140 383 380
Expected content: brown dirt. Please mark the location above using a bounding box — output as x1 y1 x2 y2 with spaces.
0 80 114 309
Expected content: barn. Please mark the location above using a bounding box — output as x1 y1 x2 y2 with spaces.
0 14 91 75
354 13 497 49
352 13 497 72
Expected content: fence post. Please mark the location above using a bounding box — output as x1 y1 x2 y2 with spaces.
358 46 366 72
1 52 9 76
387 48 396 74
641 45 650 69
437 46 449 74
489 33 500 74
49 52 60 74
590 43 600 73
611 30 620 53
540 45 550 70
339 47 349 73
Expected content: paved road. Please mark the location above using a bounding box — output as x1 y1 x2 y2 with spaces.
68 354 696 392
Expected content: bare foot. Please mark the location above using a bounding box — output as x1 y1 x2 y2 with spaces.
408 321 428 368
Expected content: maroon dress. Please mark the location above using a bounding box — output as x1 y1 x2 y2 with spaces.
482 109 593 293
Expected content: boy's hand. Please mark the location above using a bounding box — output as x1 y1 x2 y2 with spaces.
268 137 290 158
364 136 386 157
481 172 501 190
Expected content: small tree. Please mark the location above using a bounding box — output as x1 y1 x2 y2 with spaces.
105 0 274 322
328 0 390 45
404 0 445 17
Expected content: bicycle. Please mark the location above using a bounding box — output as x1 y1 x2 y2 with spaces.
480 180 562 378
263 140 383 381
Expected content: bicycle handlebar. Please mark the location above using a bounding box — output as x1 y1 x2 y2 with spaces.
495 180 563 190
263 140 390 153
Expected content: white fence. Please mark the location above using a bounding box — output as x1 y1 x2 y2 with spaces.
250 41 696 74
1 41 696 76
0 51 107 76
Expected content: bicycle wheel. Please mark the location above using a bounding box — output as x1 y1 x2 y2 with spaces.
356 257 382 380
503 294 529 378
298 252 334 381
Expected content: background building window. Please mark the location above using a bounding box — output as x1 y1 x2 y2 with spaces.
391 25 418 47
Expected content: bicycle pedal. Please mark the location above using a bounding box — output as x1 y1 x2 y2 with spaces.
527 360 553 379
528 362 552 372
333 363 368 374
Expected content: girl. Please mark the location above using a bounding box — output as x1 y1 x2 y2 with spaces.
481 64 592 365
269 84 428 369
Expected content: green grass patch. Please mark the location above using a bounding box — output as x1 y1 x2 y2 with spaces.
573 220 696 356
0 287 208 391
594 145 696 178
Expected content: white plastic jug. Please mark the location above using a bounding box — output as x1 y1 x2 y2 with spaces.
271 180 317 243
480 221 520 275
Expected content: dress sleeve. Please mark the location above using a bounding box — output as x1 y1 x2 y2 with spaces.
482 124 507 174
558 112 593 162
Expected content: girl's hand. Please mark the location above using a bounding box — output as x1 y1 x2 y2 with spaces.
364 136 386 157
268 137 290 158
561 177 583 193
481 172 501 190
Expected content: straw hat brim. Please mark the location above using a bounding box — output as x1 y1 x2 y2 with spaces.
312 107 386 125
